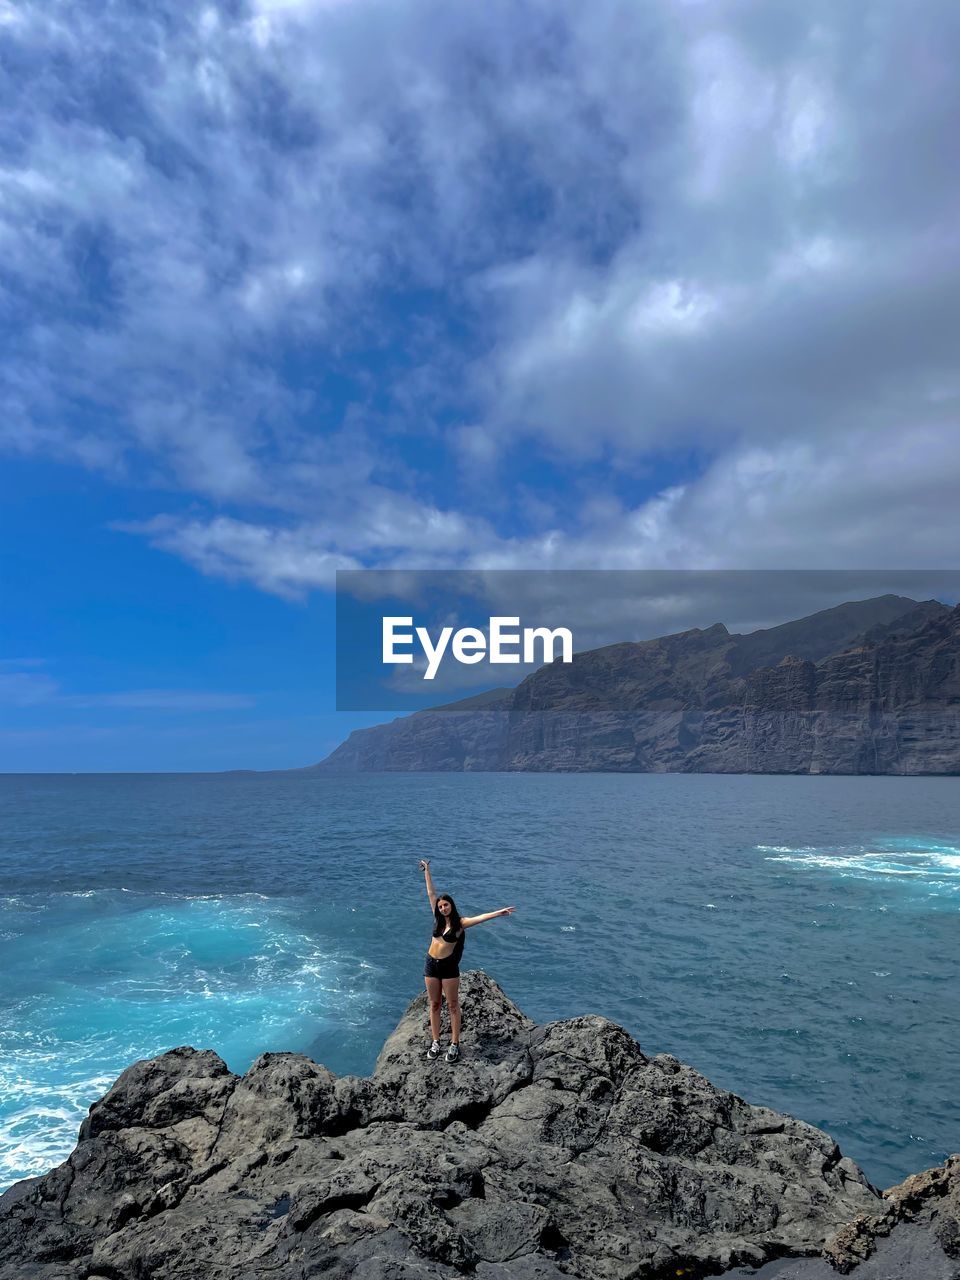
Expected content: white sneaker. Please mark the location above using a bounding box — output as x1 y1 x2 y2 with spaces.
426 1040 442 1061
445 1042 460 1063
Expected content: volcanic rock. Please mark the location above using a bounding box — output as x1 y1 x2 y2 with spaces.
721 1155 960 1279
0 972 895 1280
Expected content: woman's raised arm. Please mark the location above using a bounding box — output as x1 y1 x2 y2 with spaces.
419 859 438 911
461 906 515 928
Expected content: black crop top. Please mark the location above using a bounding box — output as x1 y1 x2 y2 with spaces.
432 923 465 960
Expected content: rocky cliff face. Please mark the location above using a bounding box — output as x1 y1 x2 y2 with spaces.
3 974 957 1280
315 597 960 775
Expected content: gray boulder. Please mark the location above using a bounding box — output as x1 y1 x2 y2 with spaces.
721 1155 960 1279
0 972 908 1279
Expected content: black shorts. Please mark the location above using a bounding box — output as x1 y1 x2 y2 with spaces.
424 952 460 980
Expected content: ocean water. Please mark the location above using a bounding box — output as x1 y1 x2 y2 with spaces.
0 772 958 1194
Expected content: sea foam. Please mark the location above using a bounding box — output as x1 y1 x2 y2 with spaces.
0 890 375 1189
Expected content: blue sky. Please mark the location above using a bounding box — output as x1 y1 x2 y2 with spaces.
2 0 959 769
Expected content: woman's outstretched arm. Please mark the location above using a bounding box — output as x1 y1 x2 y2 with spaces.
418 858 438 911
461 906 516 928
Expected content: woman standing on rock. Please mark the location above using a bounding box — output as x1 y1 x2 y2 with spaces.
418 859 515 1063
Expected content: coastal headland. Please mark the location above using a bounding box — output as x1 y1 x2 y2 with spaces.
317 596 960 775
2 972 957 1279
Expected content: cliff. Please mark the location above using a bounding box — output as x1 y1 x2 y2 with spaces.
3 973 958 1279
315 596 959 774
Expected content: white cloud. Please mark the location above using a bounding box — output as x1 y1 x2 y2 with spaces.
121 493 504 596
0 0 957 587
122 416 960 606
124 515 359 596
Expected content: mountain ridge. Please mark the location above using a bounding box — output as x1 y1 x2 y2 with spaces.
314 595 959 774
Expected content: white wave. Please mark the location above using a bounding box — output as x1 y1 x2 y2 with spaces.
756 845 818 854
759 839 960 889
0 899 48 913
0 891 380 1192
0 1069 118 1184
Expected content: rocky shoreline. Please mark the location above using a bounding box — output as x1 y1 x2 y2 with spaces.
2 972 957 1279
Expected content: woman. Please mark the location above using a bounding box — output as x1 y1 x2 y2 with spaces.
418 858 515 1062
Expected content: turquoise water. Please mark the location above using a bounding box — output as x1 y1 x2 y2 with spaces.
1 772 958 1192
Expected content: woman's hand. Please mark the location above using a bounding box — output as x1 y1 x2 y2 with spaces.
500 906 516 916
419 859 430 871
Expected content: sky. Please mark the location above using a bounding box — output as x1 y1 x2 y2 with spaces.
1 0 959 770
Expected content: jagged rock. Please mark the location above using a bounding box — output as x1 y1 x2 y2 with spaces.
0 973 895 1279
821 1154 960 1274
313 596 960 775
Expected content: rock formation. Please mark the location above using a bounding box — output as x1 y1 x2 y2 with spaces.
724 1156 960 1279
314 596 960 775
6 971 945 1280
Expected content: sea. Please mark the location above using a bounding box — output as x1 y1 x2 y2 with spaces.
1 772 957 1195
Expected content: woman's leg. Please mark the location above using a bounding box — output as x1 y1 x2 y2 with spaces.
442 976 460 1043
424 976 442 1041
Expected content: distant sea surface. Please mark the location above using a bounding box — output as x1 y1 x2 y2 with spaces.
1 772 958 1194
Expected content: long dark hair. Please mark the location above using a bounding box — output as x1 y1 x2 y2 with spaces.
433 894 463 937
